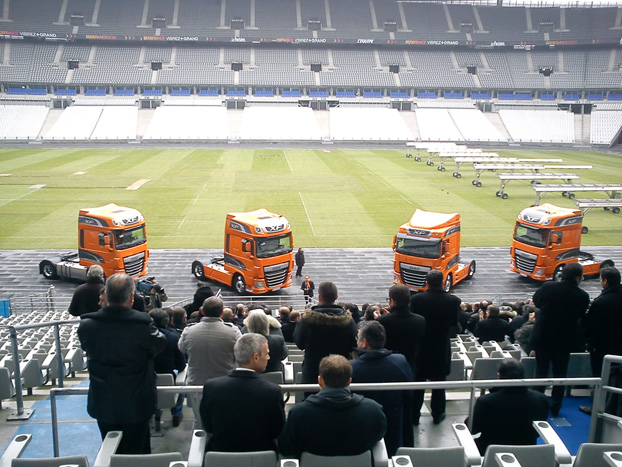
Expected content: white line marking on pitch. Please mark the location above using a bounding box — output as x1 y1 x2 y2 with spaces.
299 192 316 236
400 195 412 205
0 190 35 208
178 217 186 229
72 171 86 175
126 179 150 190
284 152 293 174
193 174 213 205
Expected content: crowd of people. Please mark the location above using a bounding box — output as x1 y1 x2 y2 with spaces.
70 261 622 457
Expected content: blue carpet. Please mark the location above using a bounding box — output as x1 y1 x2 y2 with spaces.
537 395 592 455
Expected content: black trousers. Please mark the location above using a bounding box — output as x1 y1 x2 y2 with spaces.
295 265 303 277
412 372 446 421
534 347 570 404
97 419 151 454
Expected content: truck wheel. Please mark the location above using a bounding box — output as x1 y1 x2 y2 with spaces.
233 274 246 294
553 265 564 282
467 261 476 279
582 226 589 234
443 274 452 292
41 261 58 280
613 207 620 214
191 261 205 279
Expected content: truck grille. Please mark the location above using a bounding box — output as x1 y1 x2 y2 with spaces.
264 262 290 288
123 252 146 277
514 249 537 274
400 263 430 289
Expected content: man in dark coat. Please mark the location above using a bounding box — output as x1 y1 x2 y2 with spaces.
279 355 386 457
474 305 511 344
294 282 357 384
78 273 167 454
377 284 425 445
350 321 414 457
471 359 549 455
531 262 590 416
410 270 460 424
200 333 285 452
68 265 105 317
295 248 305 277
281 310 300 343
184 282 214 318
301 275 315 306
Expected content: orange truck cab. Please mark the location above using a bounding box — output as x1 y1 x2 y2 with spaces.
510 203 614 281
192 209 294 294
39 203 149 280
392 209 475 292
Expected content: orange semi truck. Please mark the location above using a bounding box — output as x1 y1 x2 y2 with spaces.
510 203 614 281
192 209 294 294
39 203 149 280
392 209 476 292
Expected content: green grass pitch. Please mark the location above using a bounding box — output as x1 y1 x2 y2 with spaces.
0 147 620 249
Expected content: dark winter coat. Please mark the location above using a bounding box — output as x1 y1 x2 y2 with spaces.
78 305 167 424
584 284 622 356
410 287 460 378
377 304 426 373
474 315 511 344
294 305 357 383
153 327 186 377
350 349 414 456
68 277 105 317
531 279 590 351
200 370 285 452
471 387 550 455
278 387 386 457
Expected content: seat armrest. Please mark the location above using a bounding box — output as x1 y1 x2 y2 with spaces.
452 423 482 467
188 430 207 467
0 434 32 467
371 438 389 467
495 452 523 467
604 451 622 467
532 421 572 466
93 431 122 467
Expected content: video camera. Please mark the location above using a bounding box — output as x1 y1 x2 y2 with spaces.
136 276 164 296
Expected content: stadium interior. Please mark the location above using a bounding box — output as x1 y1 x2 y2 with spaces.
2 0 622 465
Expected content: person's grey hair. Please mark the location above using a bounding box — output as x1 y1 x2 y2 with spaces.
87 264 104 279
234 333 267 366
149 308 169 328
105 273 135 305
201 296 224 317
245 310 270 336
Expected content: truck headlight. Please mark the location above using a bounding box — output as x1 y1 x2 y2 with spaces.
254 281 265 289
535 269 545 276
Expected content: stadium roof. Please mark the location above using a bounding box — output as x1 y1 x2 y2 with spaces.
399 0 621 6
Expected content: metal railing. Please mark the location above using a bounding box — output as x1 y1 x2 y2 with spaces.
50 375 604 458
3 286 61 315
1 318 80 420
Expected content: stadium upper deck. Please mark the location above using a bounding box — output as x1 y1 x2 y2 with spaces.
1 0 620 46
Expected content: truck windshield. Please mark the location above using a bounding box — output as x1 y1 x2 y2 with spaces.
395 236 441 259
256 234 293 258
114 226 147 250
514 222 548 248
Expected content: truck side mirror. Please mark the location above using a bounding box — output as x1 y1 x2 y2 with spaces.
242 241 251 253
550 233 561 245
392 235 397 250
99 233 111 248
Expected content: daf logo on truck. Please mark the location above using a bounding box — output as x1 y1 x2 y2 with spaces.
39 204 149 281
192 209 294 295
510 203 614 282
393 209 475 292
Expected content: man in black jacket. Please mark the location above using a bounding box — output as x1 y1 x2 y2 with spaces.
410 270 460 425
295 248 305 277
474 305 511 344
585 267 622 376
279 354 386 457
294 282 357 384
78 273 167 454
200 333 285 452
68 265 105 317
471 359 549 454
531 262 590 416
377 284 425 445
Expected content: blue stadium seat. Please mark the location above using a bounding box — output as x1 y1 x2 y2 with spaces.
516 93 532 100
541 94 556 101
124 89 135 96
498 93 515 100
171 89 181 96
609 93 622 101
8 88 26 95
26 88 46 95
564 93 580 100
587 93 604 101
